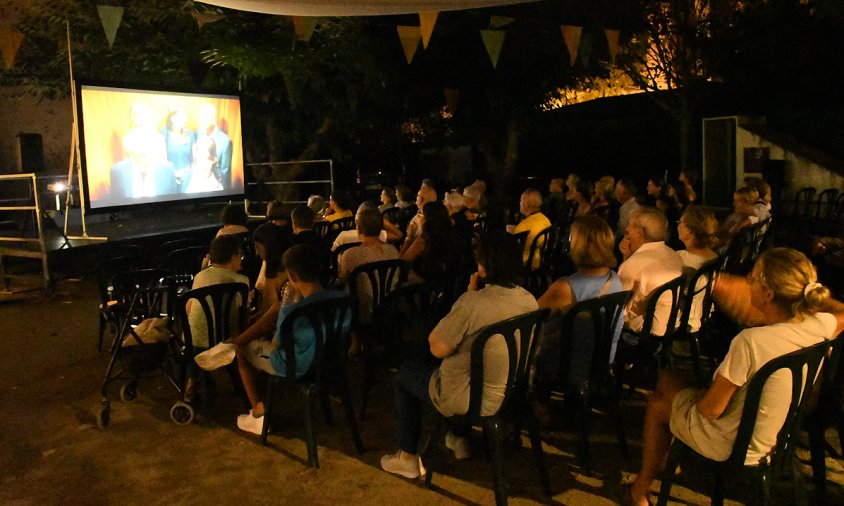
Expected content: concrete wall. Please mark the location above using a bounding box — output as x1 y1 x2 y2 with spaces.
0 87 72 176
736 123 844 199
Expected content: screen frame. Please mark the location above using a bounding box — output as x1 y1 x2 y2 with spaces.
75 80 246 213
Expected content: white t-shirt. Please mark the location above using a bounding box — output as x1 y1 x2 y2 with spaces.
331 229 387 251
677 250 718 332
187 266 249 348
618 241 684 335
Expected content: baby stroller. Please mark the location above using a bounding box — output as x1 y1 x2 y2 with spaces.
97 269 193 429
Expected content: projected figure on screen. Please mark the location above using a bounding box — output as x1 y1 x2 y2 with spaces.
109 103 176 199
183 136 223 194
196 104 232 190
161 105 196 193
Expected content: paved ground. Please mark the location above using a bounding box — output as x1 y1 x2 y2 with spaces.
1 279 843 505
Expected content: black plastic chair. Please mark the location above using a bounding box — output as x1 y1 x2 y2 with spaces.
378 282 452 366
522 226 552 297
95 255 140 352
260 295 364 468
422 309 551 506
544 224 574 282
154 239 201 264
329 241 361 285
347 259 405 418
675 260 720 386
657 339 831 506
175 282 249 423
720 218 771 275
164 246 206 276
546 290 632 472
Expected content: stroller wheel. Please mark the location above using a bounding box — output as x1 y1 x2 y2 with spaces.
170 401 195 425
119 381 138 402
97 402 111 429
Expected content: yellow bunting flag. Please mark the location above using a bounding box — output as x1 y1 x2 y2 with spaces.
397 26 421 64
419 11 438 49
489 16 514 29
0 29 24 69
605 28 620 64
480 30 505 69
193 11 225 28
561 25 582 66
96 5 124 49
444 88 459 114
292 17 319 42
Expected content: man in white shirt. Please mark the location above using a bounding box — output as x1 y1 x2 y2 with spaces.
615 178 640 240
618 207 684 340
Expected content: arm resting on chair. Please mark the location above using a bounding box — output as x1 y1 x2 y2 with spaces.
695 373 739 421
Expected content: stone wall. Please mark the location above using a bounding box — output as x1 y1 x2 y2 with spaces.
0 87 72 176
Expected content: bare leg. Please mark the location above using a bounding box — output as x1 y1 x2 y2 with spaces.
235 345 265 417
228 302 281 347
630 371 690 505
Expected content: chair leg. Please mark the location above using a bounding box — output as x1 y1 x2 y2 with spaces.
576 392 591 473
261 379 274 445
304 386 320 468
713 471 725 506
525 411 551 496
487 419 509 506
656 444 681 506
337 379 364 454
360 356 374 420
753 467 769 506
320 388 335 426
423 417 444 488
808 422 828 505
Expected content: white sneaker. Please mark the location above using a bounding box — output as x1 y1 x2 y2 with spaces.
236 411 265 435
195 342 236 371
380 450 421 479
445 432 471 460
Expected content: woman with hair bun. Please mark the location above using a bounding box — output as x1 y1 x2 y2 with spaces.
626 247 844 506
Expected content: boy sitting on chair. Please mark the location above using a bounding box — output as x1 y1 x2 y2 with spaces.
195 244 348 434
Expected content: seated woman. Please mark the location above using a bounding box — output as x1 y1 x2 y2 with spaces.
626 247 844 506
676 205 719 333
251 223 289 320
379 186 397 213
322 190 354 223
380 231 539 477
716 186 760 248
400 201 456 285
567 180 593 217
534 216 624 397
590 176 615 223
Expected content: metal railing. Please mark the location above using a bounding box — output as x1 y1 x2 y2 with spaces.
0 173 50 292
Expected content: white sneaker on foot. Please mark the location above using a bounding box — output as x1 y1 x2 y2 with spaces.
195 342 236 371
445 432 471 460
380 450 421 479
236 412 265 435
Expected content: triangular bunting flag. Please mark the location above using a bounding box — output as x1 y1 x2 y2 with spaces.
292 17 319 42
489 16 514 29
193 11 225 28
444 88 459 114
480 30 505 69
604 29 620 64
561 25 582 66
396 26 421 64
96 5 123 49
0 29 24 69
419 11 438 49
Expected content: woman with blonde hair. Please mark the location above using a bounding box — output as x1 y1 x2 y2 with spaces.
627 247 844 506
677 205 718 271
534 216 625 398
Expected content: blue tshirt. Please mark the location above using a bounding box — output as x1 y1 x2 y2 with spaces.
269 290 351 378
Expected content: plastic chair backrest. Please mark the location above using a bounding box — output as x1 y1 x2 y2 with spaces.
177 282 249 353
794 187 817 218
314 221 331 239
277 295 353 381
467 309 548 419
525 226 552 273
727 339 830 471
110 268 172 306
513 230 529 250
678 260 720 334
639 276 685 338
348 259 404 320
380 282 452 362
815 188 839 219
558 291 632 385
154 239 201 261
95 255 139 303
330 242 362 279
165 246 206 276
720 218 770 275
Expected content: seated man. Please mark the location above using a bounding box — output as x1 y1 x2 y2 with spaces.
615 178 640 240
511 188 551 271
186 235 250 350
332 202 395 251
380 231 539 478
198 244 349 434
618 207 684 345
399 181 437 256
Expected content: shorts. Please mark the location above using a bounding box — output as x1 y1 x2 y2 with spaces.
669 387 731 462
244 340 280 376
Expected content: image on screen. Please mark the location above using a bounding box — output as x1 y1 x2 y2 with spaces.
78 84 244 210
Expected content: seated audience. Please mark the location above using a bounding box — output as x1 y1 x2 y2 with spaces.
332 202 391 250
645 177 669 206
743 176 773 222
615 178 640 240
399 182 437 256
444 189 472 240
568 180 593 217
187 235 250 350
231 244 350 435
590 175 615 221
512 188 551 270
618 207 684 342
380 231 539 477
323 190 354 223
395 184 415 209
462 184 484 222
677 170 697 205
215 203 249 238
716 186 760 248
542 177 567 224
307 194 327 216
627 248 844 506
535 216 624 394
251 223 288 318
401 201 455 284
379 186 397 213
266 200 291 229
676 205 719 333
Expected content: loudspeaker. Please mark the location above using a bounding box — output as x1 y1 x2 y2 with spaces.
16 132 46 173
